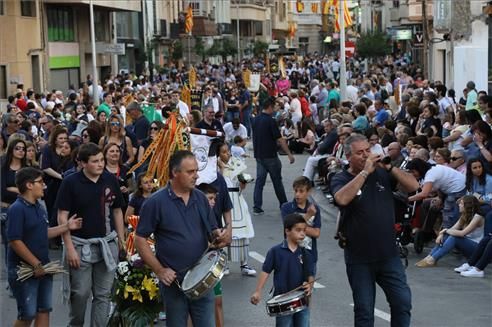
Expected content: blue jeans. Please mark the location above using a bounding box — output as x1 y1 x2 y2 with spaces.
253 157 288 210
241 108 252 137
275 308 310 327
8 268 53 321
480 204 492 235
346 256 412 327
225 110 240 123
161 282 215 327
430 235 478 261
442 189 466 228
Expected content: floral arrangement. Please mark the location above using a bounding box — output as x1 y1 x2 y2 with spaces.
109 216 161 327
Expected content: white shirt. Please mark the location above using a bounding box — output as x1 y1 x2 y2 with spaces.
177 100 190 119
347 85 359 103
424 165 466 194
290 98 302 124
231 145 246 159
331 61 340 73
223 122 247 143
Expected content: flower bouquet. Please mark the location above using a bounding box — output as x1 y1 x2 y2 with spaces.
108 253 161 326
109 215 161 326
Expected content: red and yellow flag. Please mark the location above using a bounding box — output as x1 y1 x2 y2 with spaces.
322 0 330 14
185 4 193 34
296 1 304 13
311 2 319 13
333 0 353 32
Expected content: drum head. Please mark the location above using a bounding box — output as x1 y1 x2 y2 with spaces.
267 290 305 304
182 251 219 290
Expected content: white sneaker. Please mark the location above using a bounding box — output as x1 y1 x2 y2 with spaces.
223 267 230 276
460 267 484 278
454 263 471 273
241 265 257 276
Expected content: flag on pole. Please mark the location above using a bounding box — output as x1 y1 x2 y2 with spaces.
311 2 319 13
185 4 193 34
322 0 330 14
333 0 353 32
296 1 304 13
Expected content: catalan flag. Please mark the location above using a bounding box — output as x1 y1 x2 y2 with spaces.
185 4 193 34
311 2 319 13
333 0 353 32
296 1 304 13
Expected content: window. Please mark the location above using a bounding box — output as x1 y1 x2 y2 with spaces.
94 11 109 41
0 65 7 99
47 7 74 41
20 0 36 17
254 21 263 36
0 0 5 15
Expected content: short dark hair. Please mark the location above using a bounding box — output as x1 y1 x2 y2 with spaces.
77 142 102 163
233 135 244 145
292 176 312 190
169 150 195 178
284 213 307 231
196 183 218 195
15 167 43 194
405 158 432 179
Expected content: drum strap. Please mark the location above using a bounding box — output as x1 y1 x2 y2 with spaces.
300 247 309 282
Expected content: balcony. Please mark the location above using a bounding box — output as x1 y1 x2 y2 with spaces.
230 2 267 22
192 16 218 36
43 0 141 12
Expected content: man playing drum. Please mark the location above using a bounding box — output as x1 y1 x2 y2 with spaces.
135 150 229 326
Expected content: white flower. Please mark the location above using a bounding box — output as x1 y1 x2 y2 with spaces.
130 254 141 264
123 276 128 282
117 261 129 275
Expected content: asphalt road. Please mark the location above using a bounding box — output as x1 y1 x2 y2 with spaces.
1 152 491 326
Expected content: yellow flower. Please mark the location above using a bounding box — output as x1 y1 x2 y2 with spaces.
132 289 143 303
142 275 159 300
124 284 136 299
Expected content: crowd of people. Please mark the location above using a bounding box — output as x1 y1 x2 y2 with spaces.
1 52 492 326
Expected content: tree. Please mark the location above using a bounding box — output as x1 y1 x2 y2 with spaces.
355 31 392 59
206 40 221 58
194 37 207 62
253 40 269 58
172 40 183 63
219 38 237 62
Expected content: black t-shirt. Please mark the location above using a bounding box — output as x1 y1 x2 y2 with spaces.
55 170 124 238
131 115 150 144
195 119 224 133
1 166 19 204
330 168 398 264
252 112 281 159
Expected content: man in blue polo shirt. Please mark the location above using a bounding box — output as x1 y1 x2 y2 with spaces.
252 98 294 215
135 150 229 326
56 143 126 327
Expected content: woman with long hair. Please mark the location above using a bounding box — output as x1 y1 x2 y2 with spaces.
40 126 69 233
104 142 131 212
124 173 154 223
416 195 484 267
1 138 27 262
99 114 135 167
25 140 39 168
288 118 316 154
465 158 492 234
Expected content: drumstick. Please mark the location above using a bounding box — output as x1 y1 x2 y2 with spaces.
284 278 321 295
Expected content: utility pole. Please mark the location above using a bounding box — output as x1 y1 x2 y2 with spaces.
339 0 347 101
89 0 99 106
236 1 241 63
422 0 429 79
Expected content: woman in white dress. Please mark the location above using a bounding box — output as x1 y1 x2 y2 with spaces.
216 142 256 276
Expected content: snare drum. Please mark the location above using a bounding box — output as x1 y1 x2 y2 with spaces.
181 251 227 300
265 290 309 317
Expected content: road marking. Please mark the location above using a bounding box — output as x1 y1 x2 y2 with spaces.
248 251 326 289
349 303 391 322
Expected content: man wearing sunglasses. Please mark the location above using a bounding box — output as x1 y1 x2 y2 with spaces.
449 149 467 174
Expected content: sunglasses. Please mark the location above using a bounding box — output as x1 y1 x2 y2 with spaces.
110 121 121 127
450 157 462 161
14 146 26 151
82 134 89 138
150 126 159 131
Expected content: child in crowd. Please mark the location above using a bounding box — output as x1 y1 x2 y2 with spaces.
216 142 256 276
125 173 155 222
281 176 321 274
7 167 82 327
231 135 249 160
250 213 314 327
196 183 224 327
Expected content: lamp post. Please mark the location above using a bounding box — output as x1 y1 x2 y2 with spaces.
89 0 99 106
339 0 347 101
